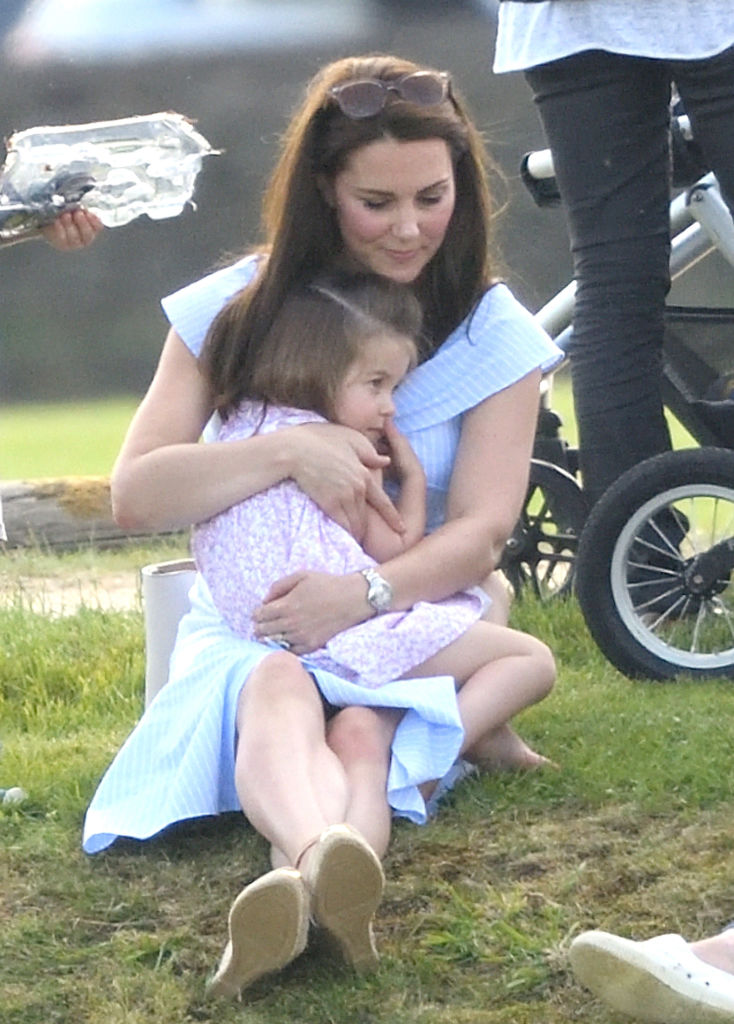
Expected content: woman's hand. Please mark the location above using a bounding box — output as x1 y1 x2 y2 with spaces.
41 209 103 250
253 570 368 653
290 422 404 539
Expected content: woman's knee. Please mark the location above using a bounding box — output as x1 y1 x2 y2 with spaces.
327 707 395 767
239 651 319 716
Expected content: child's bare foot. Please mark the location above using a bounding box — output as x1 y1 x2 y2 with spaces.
466 724 559 772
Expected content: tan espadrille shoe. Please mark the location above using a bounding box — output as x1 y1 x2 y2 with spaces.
299 824 384 973
208 866 309 998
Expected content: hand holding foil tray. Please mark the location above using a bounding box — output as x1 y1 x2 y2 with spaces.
0 111 218 245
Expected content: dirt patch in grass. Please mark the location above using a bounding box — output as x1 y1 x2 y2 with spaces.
0 567 141 615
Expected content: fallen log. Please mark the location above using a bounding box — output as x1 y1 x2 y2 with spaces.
1 477 183 550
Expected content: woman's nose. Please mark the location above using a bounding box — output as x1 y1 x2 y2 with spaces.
391 205 420 239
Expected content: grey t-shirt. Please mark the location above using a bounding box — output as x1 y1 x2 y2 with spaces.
494 0 734 73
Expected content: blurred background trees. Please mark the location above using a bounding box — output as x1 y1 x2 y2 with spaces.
1 0 725 403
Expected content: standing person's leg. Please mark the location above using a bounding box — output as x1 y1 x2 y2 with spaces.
674 43 734 212
526 51 674 507
692 929 734 974
692 928 734 975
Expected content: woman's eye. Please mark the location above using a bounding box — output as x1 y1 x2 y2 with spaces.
419 194 443 206
363 198 388 210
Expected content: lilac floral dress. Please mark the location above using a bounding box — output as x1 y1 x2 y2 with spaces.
193 402 482 689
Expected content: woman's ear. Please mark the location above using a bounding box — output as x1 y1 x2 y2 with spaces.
317 174 335 207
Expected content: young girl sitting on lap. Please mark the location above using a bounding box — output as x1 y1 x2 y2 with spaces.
194 270 555 782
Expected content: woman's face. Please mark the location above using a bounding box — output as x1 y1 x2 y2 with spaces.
328 137 456 284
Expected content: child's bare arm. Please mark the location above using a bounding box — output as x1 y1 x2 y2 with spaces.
387 421 426 547
361 422 426 561
360 468 405 561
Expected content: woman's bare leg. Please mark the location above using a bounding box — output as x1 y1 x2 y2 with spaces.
326 706 402 859
234 651 350 866
222 652 396 993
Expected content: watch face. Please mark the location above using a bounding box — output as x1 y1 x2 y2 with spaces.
363 569 393 612
370 578 392 611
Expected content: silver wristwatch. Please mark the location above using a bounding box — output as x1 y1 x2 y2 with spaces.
360 567 393 615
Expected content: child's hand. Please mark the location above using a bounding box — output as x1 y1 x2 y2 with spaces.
381 419 425 483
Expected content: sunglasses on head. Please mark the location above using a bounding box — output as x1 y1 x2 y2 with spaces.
328 71 451 119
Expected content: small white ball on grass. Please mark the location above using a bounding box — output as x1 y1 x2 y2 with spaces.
2 786 28 805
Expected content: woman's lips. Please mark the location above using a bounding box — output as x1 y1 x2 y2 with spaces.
385 248 419 262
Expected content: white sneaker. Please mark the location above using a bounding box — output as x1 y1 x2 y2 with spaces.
569 930 734 1023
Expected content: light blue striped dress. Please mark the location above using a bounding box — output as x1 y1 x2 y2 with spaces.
82 258 562 854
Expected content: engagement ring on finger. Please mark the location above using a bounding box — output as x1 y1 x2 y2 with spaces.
270 633 292 651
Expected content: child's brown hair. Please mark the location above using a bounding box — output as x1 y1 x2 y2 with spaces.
245 271 422 421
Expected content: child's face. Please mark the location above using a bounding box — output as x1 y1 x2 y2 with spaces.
333 332 413 443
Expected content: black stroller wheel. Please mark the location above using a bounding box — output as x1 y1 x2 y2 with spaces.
502 458 587 601
575 447 734 679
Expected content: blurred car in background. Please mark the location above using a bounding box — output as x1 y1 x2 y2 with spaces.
3 0 366 63
3 0 497 65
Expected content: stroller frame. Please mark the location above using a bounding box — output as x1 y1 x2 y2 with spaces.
502 115 734 679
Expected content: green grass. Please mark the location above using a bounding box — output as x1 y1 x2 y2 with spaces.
1 545 734 1023
0 387 715 1023
3 376 697 484
3 396 139 479
545 368 697 451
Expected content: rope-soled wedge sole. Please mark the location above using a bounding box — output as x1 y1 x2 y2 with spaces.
309 824 384 972
208 867 309 998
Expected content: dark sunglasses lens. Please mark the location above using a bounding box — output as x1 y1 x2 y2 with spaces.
335 82 385 118
399 73 447 106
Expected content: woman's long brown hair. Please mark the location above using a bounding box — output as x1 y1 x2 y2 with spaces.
201 54 500 418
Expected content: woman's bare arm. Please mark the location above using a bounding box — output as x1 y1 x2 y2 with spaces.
381 369 541 606
112 328 401 534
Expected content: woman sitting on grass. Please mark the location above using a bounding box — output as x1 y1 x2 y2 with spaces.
83 53 562 996
192 268 556 994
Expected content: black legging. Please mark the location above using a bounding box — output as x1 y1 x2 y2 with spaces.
525 46 734 506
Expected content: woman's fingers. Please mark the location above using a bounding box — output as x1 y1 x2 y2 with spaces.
254 571 366 653
41 209 103 250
